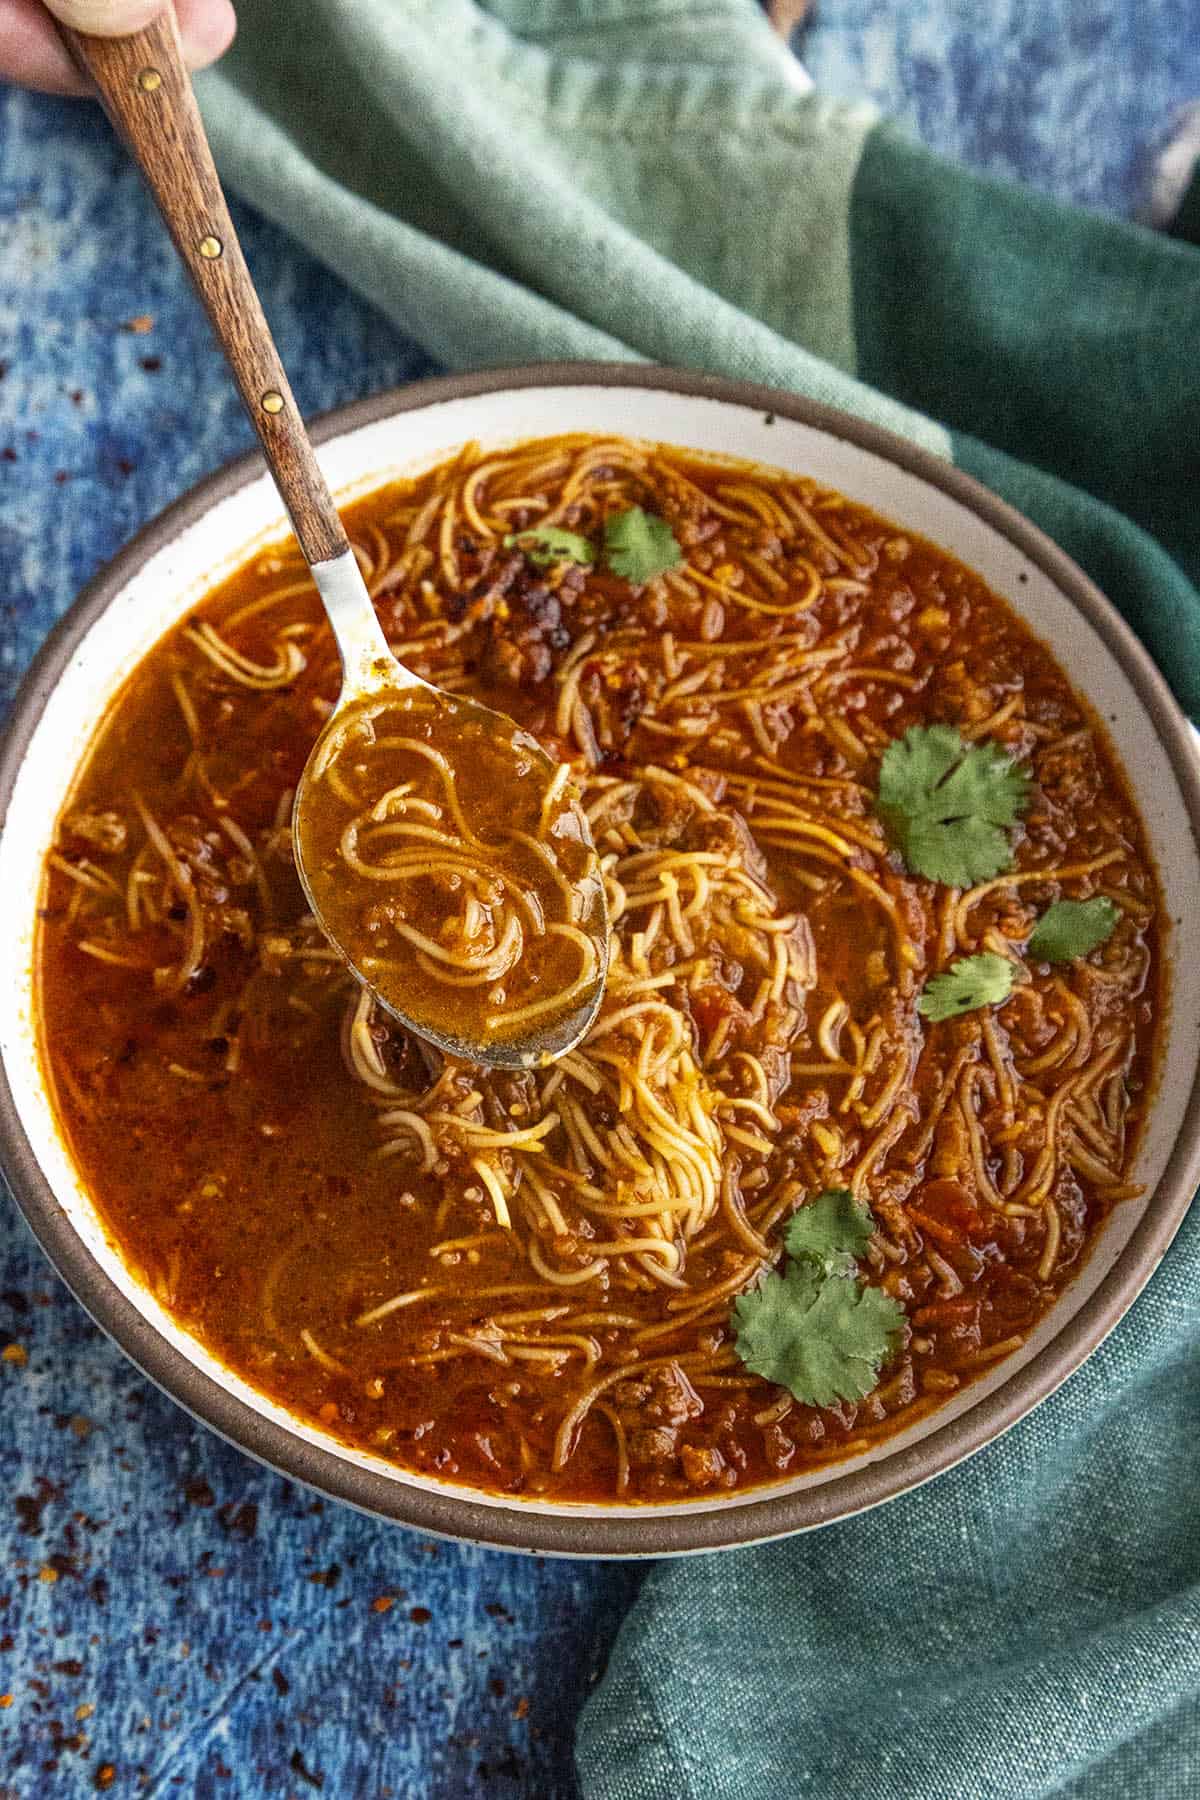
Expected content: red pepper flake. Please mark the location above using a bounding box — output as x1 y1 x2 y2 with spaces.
76 1703 95 1722
371 1595 394 1614
288 1747 324 1790
38 1565 58 1584
0 1695 12 1709
2 1344 27 1365
409 1606 431 1625
122 315 153 335
16 1476 57 1537
94 1764 116 1791
217 1500 257 1540
514 1697 530 1721
140 356 161 372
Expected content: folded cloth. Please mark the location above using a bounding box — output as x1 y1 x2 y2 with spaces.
198 0 1200 711
197 5 1200 1793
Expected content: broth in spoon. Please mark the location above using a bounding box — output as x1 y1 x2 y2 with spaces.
294 685 607 1064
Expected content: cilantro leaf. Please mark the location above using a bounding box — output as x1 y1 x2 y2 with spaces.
734 1188 904 1408
1027 896 1120 964
877 724 1030 887
918 952 1015 1022
783 1188 873 1275
734 1264 905 1409
503 526 595 569
602 507 683 584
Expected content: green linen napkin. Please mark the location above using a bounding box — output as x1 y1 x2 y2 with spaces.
196 4 1200 1793
197 0 1200 714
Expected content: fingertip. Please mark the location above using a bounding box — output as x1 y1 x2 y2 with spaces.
179 0 236 70
1 0 236 94
0 0 89 93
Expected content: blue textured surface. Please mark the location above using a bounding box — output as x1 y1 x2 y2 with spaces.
1 6 1198 1795
801 0 1200 218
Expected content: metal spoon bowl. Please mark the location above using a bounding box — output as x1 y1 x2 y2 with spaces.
293 556 607 1067
57 5 608 1068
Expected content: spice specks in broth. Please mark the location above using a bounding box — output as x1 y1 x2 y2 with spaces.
36 434 1163 1504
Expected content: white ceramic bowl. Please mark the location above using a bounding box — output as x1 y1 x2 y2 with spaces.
3 366 1199 1557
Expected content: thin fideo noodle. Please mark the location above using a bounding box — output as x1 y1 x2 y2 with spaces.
295 687 602 1051
37 431 1162 1504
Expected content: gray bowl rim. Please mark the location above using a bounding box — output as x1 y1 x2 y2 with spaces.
3 360 1199 1558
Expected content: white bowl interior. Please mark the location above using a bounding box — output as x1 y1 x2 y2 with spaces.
4 382 1198 1527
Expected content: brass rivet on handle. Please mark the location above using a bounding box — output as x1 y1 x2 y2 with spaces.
261 391 285 414
136 68 162 92
198 236 223 260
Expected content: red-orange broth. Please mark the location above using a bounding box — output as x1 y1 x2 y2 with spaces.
36 436 1162 1503
295 684 605 1059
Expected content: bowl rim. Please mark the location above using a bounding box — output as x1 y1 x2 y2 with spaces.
4 359 1199 1558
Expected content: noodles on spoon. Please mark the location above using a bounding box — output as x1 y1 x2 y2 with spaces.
35 433 1162 1504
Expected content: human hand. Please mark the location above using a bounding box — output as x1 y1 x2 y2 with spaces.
1 0 235 94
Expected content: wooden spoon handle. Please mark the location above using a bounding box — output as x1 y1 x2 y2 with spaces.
57 7 349 567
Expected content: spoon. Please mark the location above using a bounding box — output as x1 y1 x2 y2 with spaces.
57 6 609 1069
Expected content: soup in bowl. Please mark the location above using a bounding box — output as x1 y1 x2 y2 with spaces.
3 370 1199 1555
